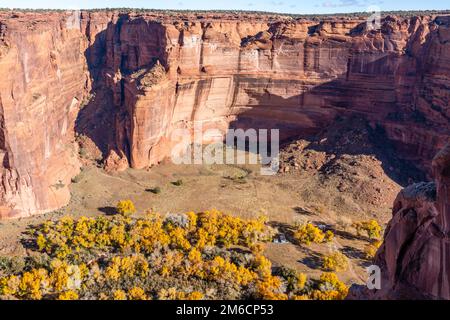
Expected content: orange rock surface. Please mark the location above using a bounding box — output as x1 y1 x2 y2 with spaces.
0 11 449 218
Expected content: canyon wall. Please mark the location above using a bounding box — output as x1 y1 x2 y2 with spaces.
86 12 450 175
0 11 449 218
349 140 450 299
0 13 87 218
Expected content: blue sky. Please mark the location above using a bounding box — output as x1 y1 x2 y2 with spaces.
0 0 448 14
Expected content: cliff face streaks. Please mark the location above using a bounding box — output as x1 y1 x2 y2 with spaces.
90 13 449 173
348 141 450 300
0 12 86 218
0 11 449 218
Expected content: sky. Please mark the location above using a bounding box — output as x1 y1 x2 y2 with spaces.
0 0 448 14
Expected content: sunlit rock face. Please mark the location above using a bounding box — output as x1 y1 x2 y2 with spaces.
0 11 449 218
96 13 449 173
0 12 86 218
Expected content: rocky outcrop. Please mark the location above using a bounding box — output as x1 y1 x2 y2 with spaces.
0 12 87 218
349 141 450 299
0 10 449 218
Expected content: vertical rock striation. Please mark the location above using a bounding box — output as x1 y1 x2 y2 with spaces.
91 13 449 174
0 12 87 218
0 11 449 218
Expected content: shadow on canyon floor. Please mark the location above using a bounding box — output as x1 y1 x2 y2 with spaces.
227 74 428 187
98 206 118 216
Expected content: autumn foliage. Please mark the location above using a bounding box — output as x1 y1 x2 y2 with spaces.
322 251 349 272
364 240 382 259
116 200 136 217
353 220 382 240
294 223 334 245
0 206 348 300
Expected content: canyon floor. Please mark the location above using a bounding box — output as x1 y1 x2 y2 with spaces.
0 119 425 287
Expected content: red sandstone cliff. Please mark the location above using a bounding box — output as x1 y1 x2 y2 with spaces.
86 12 449 173
349 140 450 299
0 12 86 218
0 10 449 218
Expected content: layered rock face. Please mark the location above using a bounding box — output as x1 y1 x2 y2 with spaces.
90 13 449 173
0 12 86 218
0 11 449 218
350 141 450 299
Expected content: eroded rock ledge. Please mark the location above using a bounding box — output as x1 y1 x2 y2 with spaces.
0 10 449 218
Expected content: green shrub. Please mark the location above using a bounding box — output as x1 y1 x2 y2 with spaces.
171 179 183 186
